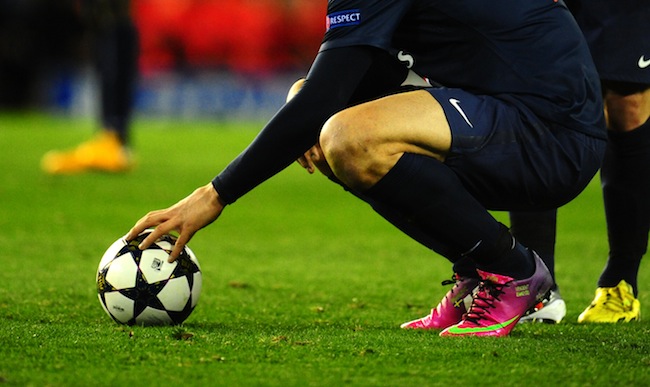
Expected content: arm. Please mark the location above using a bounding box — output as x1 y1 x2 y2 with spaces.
127 46 408 260
213 45 407 203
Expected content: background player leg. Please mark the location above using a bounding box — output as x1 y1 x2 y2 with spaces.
510 209 567 324
41 0 138 174
579 84 650 323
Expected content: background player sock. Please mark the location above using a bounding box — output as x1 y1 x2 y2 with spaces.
598 119 650 296
363 152 535 279
509 209 558 283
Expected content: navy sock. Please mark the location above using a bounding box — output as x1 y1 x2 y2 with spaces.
363 153 534 279
509 209 557 283
599 119 650 296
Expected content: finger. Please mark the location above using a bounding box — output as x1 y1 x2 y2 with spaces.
168 243 183 263
305 161 315 174
126 216 150 241
129 207 171 233
168 230 194 263
126 216 158 242
296 156 308 169
304 151 319 174
296 156 315 174
139 221 176 250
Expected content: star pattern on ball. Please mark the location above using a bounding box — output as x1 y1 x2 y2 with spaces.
121 246 169 319
97 232 202 326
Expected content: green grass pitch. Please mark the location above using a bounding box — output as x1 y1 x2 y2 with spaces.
1 113 648 386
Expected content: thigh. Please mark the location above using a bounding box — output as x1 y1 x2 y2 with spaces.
320 89 452 189
325 86 508 161
329 89 452 160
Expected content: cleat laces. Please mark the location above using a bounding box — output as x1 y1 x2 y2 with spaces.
442 275 469 308
463 280 507 324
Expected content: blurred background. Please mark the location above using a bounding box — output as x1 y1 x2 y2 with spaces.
0 0 325 120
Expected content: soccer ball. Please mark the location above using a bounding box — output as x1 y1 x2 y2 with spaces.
96 231 202 326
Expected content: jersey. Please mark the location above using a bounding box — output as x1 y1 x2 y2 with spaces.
321 0 605 139
212 0 606 205
566 0 650 84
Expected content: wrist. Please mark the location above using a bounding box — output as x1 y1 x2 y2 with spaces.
204 182 226 208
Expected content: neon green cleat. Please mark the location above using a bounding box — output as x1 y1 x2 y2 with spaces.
577 280 640 323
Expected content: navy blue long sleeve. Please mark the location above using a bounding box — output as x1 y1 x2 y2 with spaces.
212 46 407 204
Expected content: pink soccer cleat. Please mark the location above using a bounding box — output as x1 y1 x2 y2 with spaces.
440 252 553 337
401 274 479 330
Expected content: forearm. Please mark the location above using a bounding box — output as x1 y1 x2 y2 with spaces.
212 99 332 203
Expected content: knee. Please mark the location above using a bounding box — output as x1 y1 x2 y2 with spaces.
320 110 385 190
605 91 650 131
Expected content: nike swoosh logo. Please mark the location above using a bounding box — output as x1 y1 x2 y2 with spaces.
639 55 650 69
449 98 473 128
444 315 520 335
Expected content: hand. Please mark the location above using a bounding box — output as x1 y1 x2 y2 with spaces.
296 144 333 177
126 183 224 262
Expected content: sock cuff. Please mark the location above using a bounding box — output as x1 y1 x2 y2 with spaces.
363 153 422 213
467 223 512 263
607 118 650 153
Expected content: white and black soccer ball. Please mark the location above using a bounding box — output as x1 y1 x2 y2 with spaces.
97 231 202 326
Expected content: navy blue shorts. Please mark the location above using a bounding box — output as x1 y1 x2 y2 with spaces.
427 87 606 211
569 0 650 85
